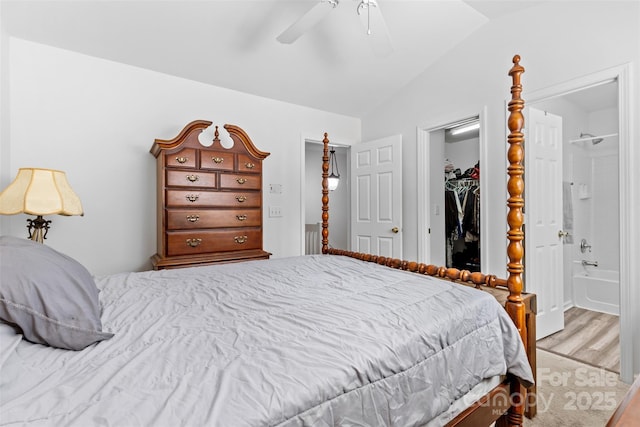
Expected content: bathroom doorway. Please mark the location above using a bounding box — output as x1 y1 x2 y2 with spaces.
528 78 622 373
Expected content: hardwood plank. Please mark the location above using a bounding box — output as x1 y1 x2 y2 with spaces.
537 307 620 373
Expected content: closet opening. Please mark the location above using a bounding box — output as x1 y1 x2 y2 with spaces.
417 113 484 271
443 118 481 272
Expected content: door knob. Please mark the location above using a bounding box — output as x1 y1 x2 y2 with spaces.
391 227 399 234
558 230 569 238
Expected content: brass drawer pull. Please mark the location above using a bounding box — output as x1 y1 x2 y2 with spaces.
186 238 202 247
234 235 248 244
176 156 188 164
186 214 200 223
212 157 224 164
186 174 199 182
186 194 199 202
235 196 247 203
236 178 247 184
245 162 255 169
236 215 247 221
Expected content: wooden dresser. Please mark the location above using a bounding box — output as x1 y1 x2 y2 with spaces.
150 120 270 270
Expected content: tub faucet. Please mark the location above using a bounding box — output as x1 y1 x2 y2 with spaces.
581 260 598 267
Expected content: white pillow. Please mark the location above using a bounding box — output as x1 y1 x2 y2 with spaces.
0 322 22 369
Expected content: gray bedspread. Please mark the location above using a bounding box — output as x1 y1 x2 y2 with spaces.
0 255 533 426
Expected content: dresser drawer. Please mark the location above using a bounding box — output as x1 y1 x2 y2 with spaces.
167 190 261 208
238 154 261 173
166 209 261 229
166 228 262 256
200 150 235 171
219 174 261 190
166 170 217 188
166 148 196 169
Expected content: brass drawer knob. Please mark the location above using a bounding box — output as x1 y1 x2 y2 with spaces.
186 214 200 223
176 156 188 164
235 195 247 203
236 214 247 221
212 157 224 164
236 178 247 184
186 194 199 202
234 235 248 244
186 174 199 182
186 238 202 247
245 162 255 169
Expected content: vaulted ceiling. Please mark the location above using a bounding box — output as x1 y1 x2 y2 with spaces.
3 1 542 117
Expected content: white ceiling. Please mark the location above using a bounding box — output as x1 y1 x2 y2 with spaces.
3 0 541 118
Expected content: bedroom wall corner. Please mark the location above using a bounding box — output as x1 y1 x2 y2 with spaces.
6 38 360 276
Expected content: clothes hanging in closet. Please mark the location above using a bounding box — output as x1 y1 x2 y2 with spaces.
445 179 480 270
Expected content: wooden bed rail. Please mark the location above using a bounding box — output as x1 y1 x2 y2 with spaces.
325 248 509 288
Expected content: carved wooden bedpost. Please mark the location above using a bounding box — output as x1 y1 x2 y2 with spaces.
321 133 330 254
506 55 527 351
500 54 527 427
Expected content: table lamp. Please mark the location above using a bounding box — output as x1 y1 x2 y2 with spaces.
0 168 83 243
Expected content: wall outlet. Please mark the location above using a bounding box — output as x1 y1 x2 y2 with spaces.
269 206 283 217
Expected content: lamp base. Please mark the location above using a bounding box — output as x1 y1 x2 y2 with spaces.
27 215 51 244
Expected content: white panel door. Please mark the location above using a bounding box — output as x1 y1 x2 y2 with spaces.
525 107 564 339
351 135 402 258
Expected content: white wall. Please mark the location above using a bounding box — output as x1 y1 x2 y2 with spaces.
3 38 360 276
361 1 640 377
0 3 9 232
445 136 479 174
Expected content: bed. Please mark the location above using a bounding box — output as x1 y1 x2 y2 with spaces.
0 55 534 426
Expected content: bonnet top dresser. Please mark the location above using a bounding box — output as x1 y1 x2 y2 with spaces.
150 120 270 270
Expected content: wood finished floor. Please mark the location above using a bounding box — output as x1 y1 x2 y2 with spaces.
537 307 620 373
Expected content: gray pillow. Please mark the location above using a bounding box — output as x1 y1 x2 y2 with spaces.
0 236 113 350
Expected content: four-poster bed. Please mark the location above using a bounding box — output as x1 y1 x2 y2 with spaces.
0 56 535 426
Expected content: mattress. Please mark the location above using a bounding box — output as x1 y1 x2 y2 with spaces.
0 254 533 426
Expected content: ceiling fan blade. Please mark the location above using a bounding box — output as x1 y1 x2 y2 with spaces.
277 1 337 44
357 0 393 57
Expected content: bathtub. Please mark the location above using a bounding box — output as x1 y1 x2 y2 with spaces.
573 266 620 315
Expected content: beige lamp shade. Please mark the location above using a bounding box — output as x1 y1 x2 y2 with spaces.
0 168 83 216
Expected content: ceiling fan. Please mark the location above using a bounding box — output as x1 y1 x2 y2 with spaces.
276 0 393 57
